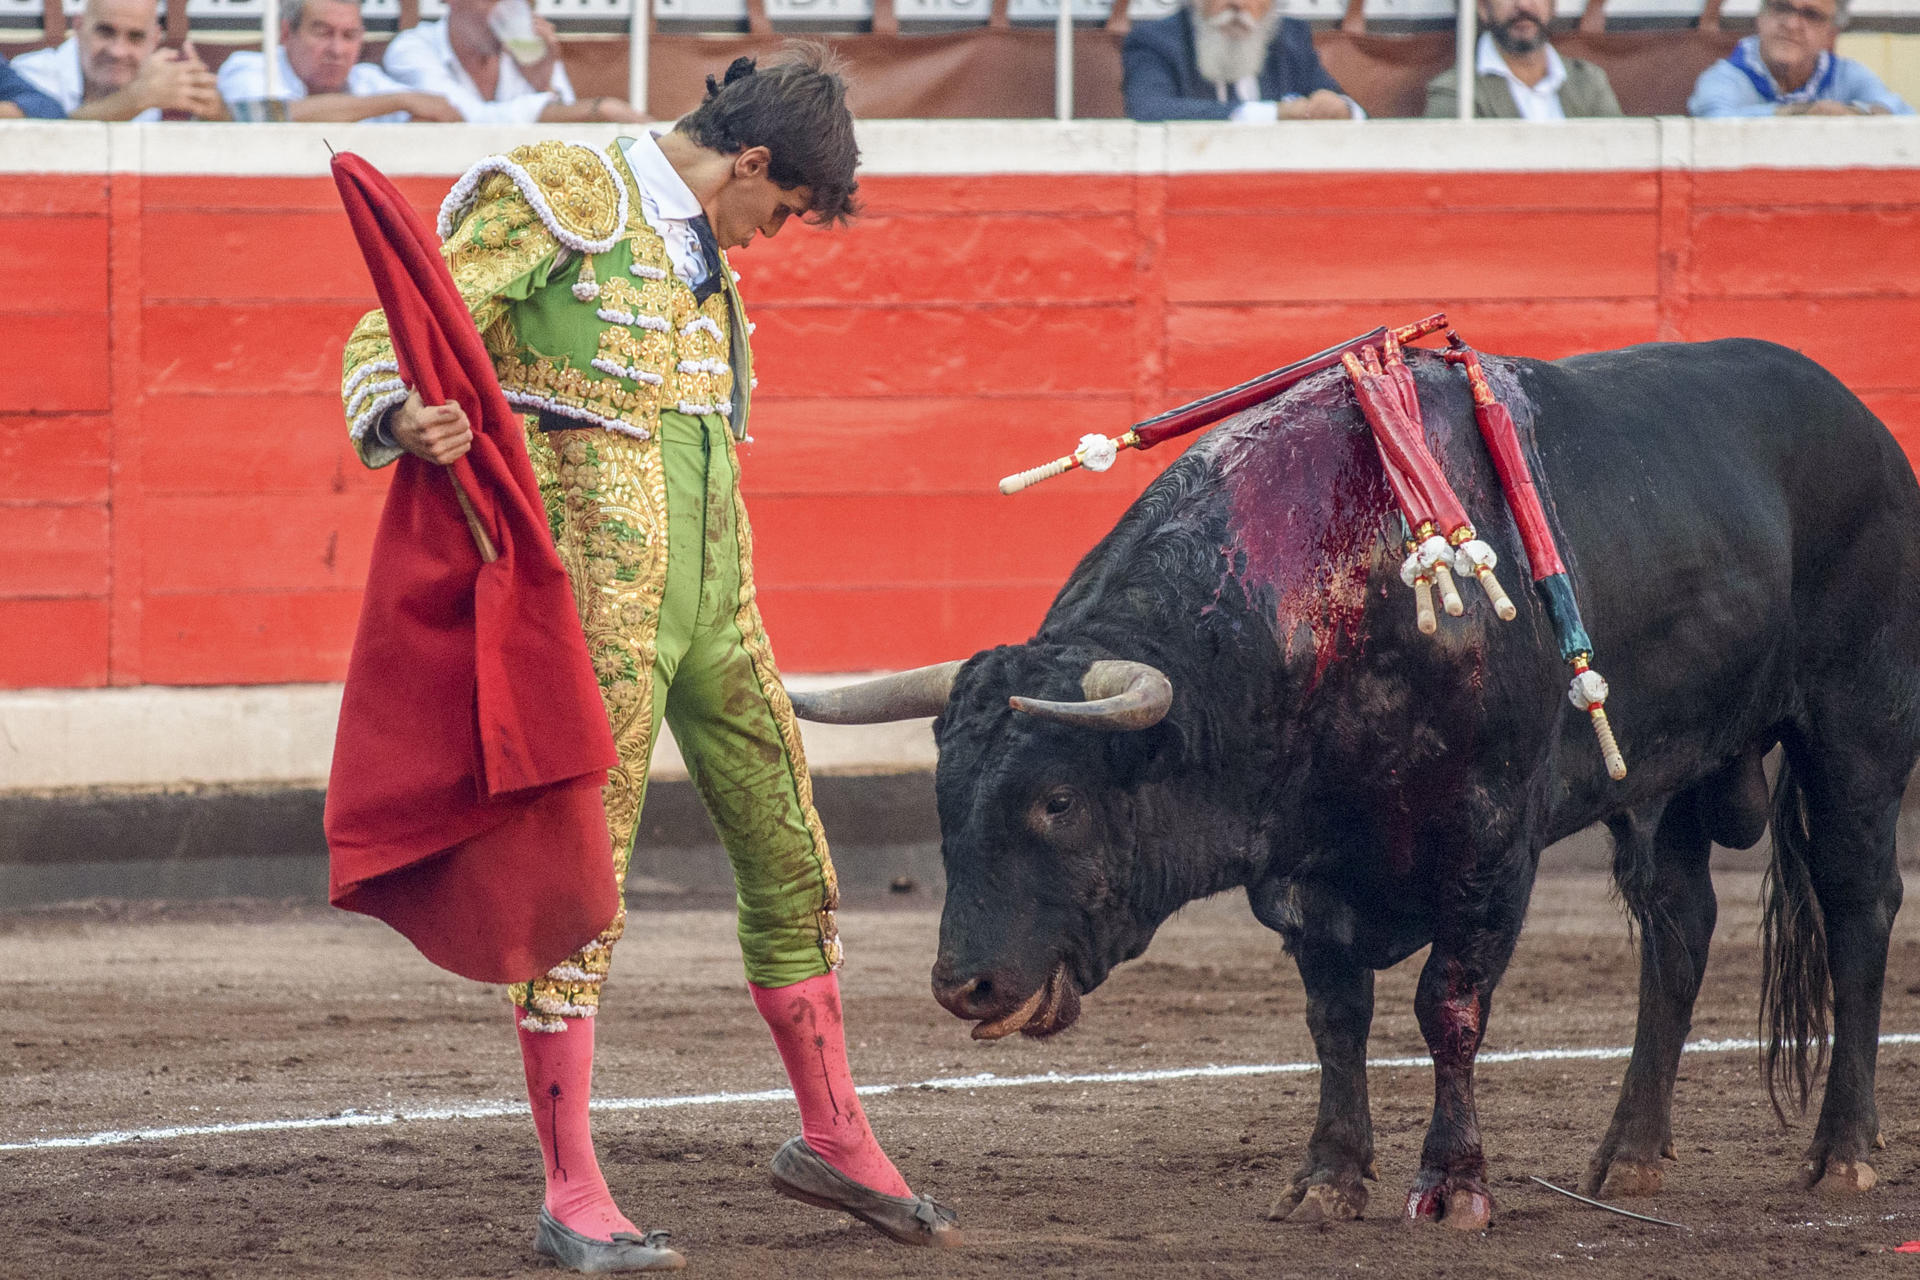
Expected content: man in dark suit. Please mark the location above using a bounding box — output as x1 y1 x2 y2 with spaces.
1123 0 1360 122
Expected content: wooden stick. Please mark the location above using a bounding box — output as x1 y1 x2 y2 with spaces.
1528 1177 1682 1228
1590 705 1628 780
1413 576 1438 635
1431 561 1465 617
1476 565 1517 621
1000 453 1080 495
451 477 498 564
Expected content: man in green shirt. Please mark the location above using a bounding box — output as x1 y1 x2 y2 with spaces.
1425 0 1622 119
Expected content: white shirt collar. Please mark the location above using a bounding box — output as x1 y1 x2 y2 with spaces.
1477 29 1566 96
620 132 706 224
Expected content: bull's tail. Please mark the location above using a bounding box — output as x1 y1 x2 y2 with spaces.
1759 751 1831 1121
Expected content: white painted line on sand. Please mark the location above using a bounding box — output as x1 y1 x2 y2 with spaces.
9 1032 1918 1154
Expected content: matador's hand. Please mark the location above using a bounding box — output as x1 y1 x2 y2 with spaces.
390 389 473 465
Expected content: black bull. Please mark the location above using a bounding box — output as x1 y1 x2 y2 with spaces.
788 338 1920 1227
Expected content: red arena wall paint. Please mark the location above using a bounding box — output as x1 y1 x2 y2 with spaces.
2 164 1917 688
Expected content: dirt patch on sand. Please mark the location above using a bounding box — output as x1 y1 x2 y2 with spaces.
6 870 1920 1277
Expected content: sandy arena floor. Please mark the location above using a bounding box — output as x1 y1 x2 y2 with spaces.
6 870 1920 1278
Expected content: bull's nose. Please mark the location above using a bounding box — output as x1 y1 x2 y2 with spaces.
931 961 1001 1020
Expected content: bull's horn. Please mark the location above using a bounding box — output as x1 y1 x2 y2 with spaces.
1008 660 1172 732
785 661 964 724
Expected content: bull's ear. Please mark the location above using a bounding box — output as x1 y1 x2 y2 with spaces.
1102 717 1181 789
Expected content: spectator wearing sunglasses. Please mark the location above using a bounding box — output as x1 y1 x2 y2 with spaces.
1689 0 1911 116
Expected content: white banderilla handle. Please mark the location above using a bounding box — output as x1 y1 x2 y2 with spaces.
999 432 1133 496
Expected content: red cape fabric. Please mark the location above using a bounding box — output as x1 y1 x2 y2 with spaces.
324 152 619 984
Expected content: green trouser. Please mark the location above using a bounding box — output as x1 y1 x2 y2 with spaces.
645 411 838 987
512 411 838 1028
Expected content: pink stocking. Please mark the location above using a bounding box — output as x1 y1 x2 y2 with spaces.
751 971 912 1198
516 1014 638 1241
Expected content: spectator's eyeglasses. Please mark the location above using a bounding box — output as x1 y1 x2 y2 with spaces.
1761 0 1834 25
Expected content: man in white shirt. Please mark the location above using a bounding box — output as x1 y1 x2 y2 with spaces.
382 0 644 124
13 0 225 121
1424 0 1622 119
218 0 460 122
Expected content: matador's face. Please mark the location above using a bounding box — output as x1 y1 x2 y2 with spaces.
706 146 814 252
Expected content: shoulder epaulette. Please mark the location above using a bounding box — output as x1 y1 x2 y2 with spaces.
436 140 628 254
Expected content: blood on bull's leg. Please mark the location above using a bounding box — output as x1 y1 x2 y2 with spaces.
1583 796 1716 1198
1405 944 1514 1230
1271 944 1376 1223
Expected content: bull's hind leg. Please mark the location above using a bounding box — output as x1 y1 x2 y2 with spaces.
1794 771 1904 1197
1583 794 1718 1198
1270 943 1376 1223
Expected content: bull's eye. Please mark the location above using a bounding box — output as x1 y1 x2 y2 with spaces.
1043 789 1076 818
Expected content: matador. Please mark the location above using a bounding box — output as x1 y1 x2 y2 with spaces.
339 49 960 1272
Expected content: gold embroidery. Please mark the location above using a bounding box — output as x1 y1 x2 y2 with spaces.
596 274 668 322
504 141 624 248
497 350 663 429
722 434 842 969
510 424 670 1021
343 164 561 467
596 324 672 378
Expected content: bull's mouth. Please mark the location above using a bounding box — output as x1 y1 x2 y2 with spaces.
970 961 1082 1041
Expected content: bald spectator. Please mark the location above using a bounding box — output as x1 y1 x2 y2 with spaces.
382 0 644 123
12 0 225 121
1425 0 1621 118
219 0 460 122
0 52 65 117
1689 0 1912 115
1123 0 1362 122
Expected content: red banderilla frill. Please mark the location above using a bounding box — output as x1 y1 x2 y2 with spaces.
1341 337 1514 630
1443 334 1626 780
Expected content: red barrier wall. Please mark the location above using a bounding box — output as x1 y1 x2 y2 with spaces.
4 158 1917 688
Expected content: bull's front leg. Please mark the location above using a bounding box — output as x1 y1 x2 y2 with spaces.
1404 927 1520 1231
1270 942 1376 1223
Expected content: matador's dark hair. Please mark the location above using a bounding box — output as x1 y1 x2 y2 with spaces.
673 42 861 226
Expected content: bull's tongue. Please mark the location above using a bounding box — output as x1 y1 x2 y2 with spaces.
970 983 1048 1041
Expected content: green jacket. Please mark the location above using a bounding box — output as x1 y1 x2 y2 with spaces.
1424 55 1623 118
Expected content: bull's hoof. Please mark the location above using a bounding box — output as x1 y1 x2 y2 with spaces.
1272 1179 1366 1224
1597 1159 1665 1199
1807 1158 1878 1197
1403 1172 1493 1231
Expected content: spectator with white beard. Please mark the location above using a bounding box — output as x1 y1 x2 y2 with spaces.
1123 0 1362 122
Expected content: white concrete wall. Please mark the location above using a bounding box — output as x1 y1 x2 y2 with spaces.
0 678 936 790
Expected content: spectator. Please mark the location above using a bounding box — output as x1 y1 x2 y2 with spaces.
1689 0 1912 116
12 0 225 121
1 51 65 117
1123 0 1362 122
382 0 644 123
218 0 460 122
1424 0 1621 119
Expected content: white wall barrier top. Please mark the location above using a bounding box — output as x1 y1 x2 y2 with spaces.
2 116 1919 178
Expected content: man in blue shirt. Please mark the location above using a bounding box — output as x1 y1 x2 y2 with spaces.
0 52 64 118
1689 0 1912 116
